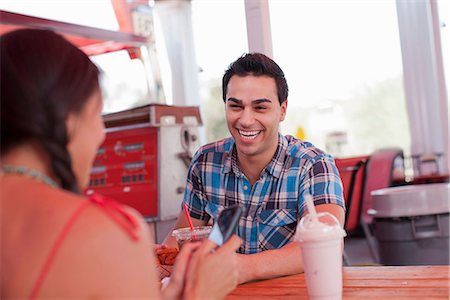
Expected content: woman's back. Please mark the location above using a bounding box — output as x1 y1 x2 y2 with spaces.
1 174 159 299
1 28 239 300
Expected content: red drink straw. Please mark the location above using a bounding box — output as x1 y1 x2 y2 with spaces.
183 203 196 240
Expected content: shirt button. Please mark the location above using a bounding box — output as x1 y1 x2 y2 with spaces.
243 185 248 191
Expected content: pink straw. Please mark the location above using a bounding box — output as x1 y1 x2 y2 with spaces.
183 203 197 240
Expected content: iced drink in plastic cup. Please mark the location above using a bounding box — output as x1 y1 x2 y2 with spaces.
172 226 212 249
295 196 346 300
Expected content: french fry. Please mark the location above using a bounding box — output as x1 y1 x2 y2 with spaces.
156 247 179 265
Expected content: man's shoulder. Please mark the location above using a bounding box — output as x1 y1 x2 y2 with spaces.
193 136 234 159
284 135 331 161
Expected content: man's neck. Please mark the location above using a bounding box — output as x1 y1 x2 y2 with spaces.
237 145 278 187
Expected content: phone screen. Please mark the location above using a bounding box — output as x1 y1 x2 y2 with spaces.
208 205 242 246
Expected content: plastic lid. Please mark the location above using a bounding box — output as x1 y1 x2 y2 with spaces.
295 212 346 242
370 183 450 217
171 226 212 239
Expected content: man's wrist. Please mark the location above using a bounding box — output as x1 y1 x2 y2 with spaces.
237 253 256 284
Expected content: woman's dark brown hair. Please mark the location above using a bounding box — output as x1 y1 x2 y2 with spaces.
0 29 100 193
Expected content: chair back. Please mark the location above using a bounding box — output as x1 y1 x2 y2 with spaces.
361 148 404 224
335 155 369 233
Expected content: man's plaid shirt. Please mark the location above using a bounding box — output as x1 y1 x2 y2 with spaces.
182 134 344 254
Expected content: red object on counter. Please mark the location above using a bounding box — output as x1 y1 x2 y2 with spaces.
85 104 203 220
87 126 159 217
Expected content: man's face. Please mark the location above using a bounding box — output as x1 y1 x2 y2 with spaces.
225 75 287 162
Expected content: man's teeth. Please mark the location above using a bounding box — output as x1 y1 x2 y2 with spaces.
239 130 260 140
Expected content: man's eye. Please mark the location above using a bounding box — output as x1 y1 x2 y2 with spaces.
229 104 242 109
255 106 267 110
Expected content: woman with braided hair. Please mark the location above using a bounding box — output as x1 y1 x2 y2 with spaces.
0 29 240 300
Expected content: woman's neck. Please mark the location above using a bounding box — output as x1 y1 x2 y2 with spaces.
1 142 55 180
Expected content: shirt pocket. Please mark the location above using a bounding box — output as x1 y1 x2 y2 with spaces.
257 208 298 250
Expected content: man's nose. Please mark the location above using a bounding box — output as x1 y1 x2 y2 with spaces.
239 108 255 127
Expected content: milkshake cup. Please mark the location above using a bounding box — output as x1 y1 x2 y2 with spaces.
295 196 346 300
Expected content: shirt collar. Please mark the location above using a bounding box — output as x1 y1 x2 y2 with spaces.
222 139 235 175
265 133 288 178
222 133 288 179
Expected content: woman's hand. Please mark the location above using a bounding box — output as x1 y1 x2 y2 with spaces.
184 235 241 300
161 241 201 300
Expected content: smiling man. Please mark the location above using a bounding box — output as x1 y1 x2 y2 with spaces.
164 53 345 283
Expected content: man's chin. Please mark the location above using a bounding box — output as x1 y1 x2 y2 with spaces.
235 143 259 157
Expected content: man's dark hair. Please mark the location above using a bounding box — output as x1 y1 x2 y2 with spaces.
222 52 288 105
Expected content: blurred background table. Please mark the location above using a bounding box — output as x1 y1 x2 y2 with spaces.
226 265 450 299
408 173 449 185
392 173 450 186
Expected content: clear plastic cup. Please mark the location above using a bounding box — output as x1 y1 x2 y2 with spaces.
172 225 212 249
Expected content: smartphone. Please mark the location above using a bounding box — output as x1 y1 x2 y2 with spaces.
208 205 242 246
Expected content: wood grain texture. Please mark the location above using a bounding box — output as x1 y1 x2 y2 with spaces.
226 266 450 299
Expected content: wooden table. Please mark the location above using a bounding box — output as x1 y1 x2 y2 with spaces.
226 265 450 299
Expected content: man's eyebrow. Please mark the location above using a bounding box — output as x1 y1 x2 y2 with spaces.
253 99 272 104
226 98 273 105
226 97 242 104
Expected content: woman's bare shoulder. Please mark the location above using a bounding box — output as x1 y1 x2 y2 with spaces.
51 195 160 297
2 179 160 298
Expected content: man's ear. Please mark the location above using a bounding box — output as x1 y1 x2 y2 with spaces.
280 100 288 121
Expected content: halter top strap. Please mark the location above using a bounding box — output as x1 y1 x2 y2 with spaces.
29 193 140 299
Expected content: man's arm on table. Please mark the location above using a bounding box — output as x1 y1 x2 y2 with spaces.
237 203 345 284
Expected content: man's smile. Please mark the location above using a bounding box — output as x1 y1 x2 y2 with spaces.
238 129 262 140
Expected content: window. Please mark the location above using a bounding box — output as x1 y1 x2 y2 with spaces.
191 0 248 142
0 0 154 115
91 50 151 114
0 0 118 30
438 0 449 106
270 0 409 158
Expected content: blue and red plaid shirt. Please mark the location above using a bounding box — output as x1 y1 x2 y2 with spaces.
182 134 344 254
